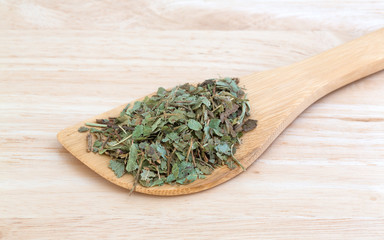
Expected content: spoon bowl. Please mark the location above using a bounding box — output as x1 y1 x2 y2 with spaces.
57 28 384 195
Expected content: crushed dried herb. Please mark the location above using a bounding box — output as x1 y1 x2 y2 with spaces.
78 77 257 191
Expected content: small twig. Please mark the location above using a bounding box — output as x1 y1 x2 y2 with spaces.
167 148 176 176
129 154 144 195
156 166 161 179
85 122 108 128
111 134 132 147
191 148 196 167
86 133 92 152
114 129 121 141
100 136 110 151
212 104 222 113
118 125 127 134
230 144 245 171
186 139 193 163
197 150 202 162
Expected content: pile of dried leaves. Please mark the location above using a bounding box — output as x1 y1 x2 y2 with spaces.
78 77 257 191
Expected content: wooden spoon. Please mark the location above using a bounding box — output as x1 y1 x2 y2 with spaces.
57 28 384 196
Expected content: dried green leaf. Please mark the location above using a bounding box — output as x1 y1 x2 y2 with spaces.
215 142 231 155
93 140 103 148
175 151 185 161
121 103 131 116
178 162 194 179
109 159 125 178
220 104 239 122
140 169 156 181
143 126 152 137
156 144 167 158
194 130 203 139
90 128 102 133
151 118 162 131
187 119 202 131
196 163 213 175
200 97 211 108
78 126 89 132
172 163 179 179
167 132 179 142
166 173 176 183
160 159 167 170
131 101 142 112
186 174 197 183
132 125 144 139
157 87 166 97
213 128 224 137
126 144 138 172
176 178 186 184
226 159 236 169
151 178 164 187
209 119 221 130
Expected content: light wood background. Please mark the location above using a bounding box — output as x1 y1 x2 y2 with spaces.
1 1 384 239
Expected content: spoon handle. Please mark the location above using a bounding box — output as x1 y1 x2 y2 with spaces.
284 28 384 95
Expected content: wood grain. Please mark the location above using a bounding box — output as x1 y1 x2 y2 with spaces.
57 28 384 196
1 0 384 32
1 1 384 239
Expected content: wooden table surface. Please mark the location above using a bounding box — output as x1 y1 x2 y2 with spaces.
1 1 384 239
